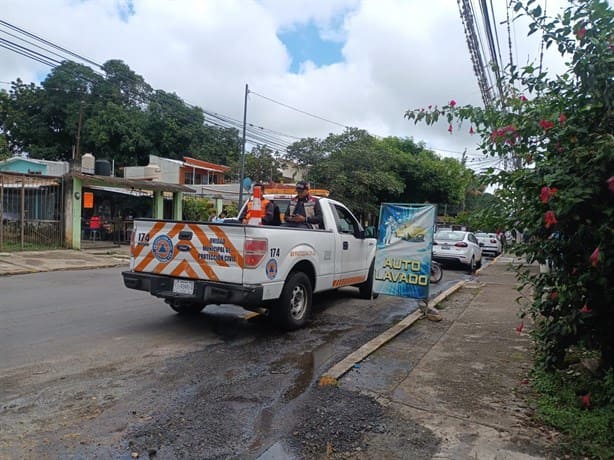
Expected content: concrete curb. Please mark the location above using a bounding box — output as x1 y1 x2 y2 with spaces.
320 279 467 383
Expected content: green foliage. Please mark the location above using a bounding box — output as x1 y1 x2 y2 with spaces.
287 129 472 222
406 0 614 371
531 364 614 459
182 196 215 222
0 60 242 167
243 145 283 183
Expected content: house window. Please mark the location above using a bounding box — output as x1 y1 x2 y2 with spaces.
184 171 193 185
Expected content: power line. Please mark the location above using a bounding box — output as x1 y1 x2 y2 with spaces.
249 90 349 129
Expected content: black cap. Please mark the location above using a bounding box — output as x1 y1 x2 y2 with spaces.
295 181 309 191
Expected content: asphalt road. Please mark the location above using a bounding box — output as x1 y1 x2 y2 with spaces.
0 264 472 459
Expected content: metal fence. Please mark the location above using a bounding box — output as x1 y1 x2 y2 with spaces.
0 172 65 251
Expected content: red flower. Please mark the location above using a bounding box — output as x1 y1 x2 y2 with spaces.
607 176 614 192
590 247 600 267
580 304 592 313
577 28 587 39
550 291 558 301
449 100 457 107
558 114 566 125
580 393 591 408
519 95 528 101
544 210 558 228
448 124 453 133
539 119 555 130
515 322 524 334
540 186 558 204
469 126 474 135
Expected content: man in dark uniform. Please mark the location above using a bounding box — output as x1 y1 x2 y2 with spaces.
283 181 323 229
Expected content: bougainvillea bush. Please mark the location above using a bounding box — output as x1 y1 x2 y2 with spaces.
406 0 613 371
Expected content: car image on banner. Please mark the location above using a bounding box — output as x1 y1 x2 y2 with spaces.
373 204 436 300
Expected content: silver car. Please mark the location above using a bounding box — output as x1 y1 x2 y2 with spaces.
433 230 482 271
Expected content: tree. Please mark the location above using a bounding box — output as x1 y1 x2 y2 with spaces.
406 0 614 370
242 145 283 183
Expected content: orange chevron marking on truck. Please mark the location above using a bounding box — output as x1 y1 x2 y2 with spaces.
211 225 244 268
169 259 202 279
188 224 230 267
332 276 366 288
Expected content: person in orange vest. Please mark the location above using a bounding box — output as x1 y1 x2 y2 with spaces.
239 183 281 225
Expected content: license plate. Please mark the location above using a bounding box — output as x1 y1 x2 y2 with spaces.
442 245 450 250
173 279 194 295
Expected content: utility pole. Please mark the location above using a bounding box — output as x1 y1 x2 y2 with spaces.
74 100 85 171
238 84 249 208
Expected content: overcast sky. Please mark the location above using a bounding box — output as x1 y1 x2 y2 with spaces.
1 0 571 171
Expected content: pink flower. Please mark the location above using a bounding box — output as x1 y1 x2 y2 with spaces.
580 304 592 313
607 176 614 192
580 392 591 408
577 28 587 39
539 119 555 130
469 126 475 135
540 186 558 204
590 247 600 267
544 210 558 228
515 322 524 334
449 100 457 107
558 114 566 125
519 95 528 102
448 124 453 133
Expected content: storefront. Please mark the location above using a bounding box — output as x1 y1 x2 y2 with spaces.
67 172 194 249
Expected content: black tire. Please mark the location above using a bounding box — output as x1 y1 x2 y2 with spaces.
430 262 443 284
272 271 312 330
467 256 476 273
169 302 205 315
358 260 379 299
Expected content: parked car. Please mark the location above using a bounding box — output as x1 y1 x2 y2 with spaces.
475 232 502 256
433 230 482 271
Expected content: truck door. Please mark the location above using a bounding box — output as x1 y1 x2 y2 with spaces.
331 204 373 281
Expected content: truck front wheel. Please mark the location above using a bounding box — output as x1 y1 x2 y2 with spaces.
273 272 312 330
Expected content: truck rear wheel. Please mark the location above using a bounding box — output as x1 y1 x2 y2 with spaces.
169 301 205 315
273 272 312 330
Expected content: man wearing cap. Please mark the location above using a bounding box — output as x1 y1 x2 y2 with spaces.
283 181 323 229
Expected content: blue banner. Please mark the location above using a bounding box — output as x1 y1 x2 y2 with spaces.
373 203 436 299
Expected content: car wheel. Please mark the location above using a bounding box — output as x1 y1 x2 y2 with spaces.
272 271 312 330
467 256 476 273
358 260 379 299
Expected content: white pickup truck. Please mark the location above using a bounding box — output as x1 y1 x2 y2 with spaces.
122 197 377 330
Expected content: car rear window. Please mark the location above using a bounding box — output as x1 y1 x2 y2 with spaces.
435 231 465 241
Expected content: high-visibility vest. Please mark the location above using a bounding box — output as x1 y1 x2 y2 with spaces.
246 198 271 225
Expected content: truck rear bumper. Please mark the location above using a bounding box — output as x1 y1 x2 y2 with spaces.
122 271 263 307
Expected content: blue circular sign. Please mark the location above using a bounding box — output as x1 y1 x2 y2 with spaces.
265 258 278 280
152 235 174 263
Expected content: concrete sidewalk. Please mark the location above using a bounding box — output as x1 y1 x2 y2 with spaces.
0 246 130 276
335 257 554 459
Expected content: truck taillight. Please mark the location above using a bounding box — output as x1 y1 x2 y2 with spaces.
130 230 135 257
244 238 267 268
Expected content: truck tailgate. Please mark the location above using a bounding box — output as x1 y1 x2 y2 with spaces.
131 220 246 283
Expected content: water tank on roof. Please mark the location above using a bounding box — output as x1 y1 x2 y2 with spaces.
95 159 112 176
81 153 95 175
143 164 161 180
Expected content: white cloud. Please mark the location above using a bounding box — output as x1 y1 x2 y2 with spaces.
0 0 571 168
